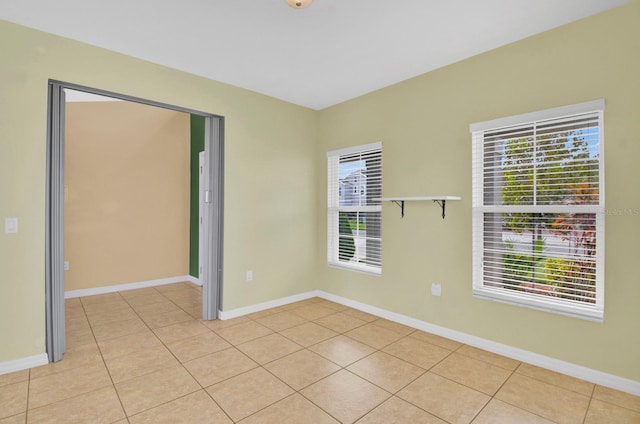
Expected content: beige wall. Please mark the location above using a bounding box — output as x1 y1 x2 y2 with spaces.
0 20 318 363
317 1 640 382
64 101 190 291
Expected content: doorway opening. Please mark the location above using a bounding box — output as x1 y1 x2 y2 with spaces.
45 81 224 362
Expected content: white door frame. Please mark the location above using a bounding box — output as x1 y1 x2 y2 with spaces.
45 80 224 362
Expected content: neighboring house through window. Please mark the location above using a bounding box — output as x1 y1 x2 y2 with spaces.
471 100 604 321
327 142 382 274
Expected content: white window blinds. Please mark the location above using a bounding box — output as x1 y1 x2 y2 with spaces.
327 142 382 274
471 100 604 321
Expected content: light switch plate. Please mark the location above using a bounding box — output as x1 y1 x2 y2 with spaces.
5 217 18 234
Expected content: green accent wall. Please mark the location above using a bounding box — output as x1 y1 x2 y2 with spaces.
189 114 205 278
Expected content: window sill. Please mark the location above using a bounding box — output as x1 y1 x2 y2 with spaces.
473 287 603 323
328 262 382 277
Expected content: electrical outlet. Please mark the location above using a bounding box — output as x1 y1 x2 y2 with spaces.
246 270 253 282
5 217 18 234
64 261 69 271
431 283 442 297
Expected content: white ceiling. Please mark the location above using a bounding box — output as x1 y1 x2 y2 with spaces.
0 0 630 110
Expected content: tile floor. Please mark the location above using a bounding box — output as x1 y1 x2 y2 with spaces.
1 282 639 423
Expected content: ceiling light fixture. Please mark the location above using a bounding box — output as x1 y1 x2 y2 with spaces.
286 0 313 9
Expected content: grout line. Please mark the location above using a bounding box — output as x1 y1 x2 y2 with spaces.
24 368 31 424
81 294 129 420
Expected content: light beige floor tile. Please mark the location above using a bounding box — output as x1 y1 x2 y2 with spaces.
584 398 640 424
398 372 490 424
183 347 258 387
313 300 350 312
65 297 83 308
313 312 368 333
382 336 451 370
206 367 294 422
128 390 232 424
119 287 161 299
27 386 125 424
0 381 28 419
65 326 96 349
162 288 200 301
341 308 379 322
85 308 139 327
115 365 200 416
123 293 168 308
165 331 231 363
345 323 405 349
152 320 209 344
0 413 25 424
139 309 193 329
471 399 555 424
215 321 273 345
236 333 302 364
239 393 339 424
301 370 390 424
97 330 163 360
371 319 415 336
456 345 520 371
593 385 640 412
0 370 29 387
409 330 463 351
516 363 594 396
265 349 341 390
309 335 376 367
91 317 149 342
348 351 425 393
175 302 201 318
65 314 91 331
104 345 179 383
431 352 513 395
30 343 103 379
495 373 590 424
357 396 447 424
280 322 338 347
79 293 124 305
255 311 308 332
28 363 112 409
82 301 132 317
201 316 250 331
291 304 337 320
131 300 181 316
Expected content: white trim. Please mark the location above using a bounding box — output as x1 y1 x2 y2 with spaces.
470 99 604 132
186 275 202 286
64 275 198 298
218 290 640 396
326 141 382 158
0 353 48 376
218 290 323 320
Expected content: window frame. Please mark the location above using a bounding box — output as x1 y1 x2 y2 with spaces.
327 142 382 275
471 100 605 321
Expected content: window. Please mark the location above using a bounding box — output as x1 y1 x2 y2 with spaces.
327 142 382 274
471 100 604 321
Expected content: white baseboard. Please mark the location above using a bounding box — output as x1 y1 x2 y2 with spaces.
186 275 202 286
65 275 198 298
219 290 640 396
0 353 48 376
218 290 323 320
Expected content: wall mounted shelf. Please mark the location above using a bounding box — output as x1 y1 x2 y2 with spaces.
379 196 462 219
